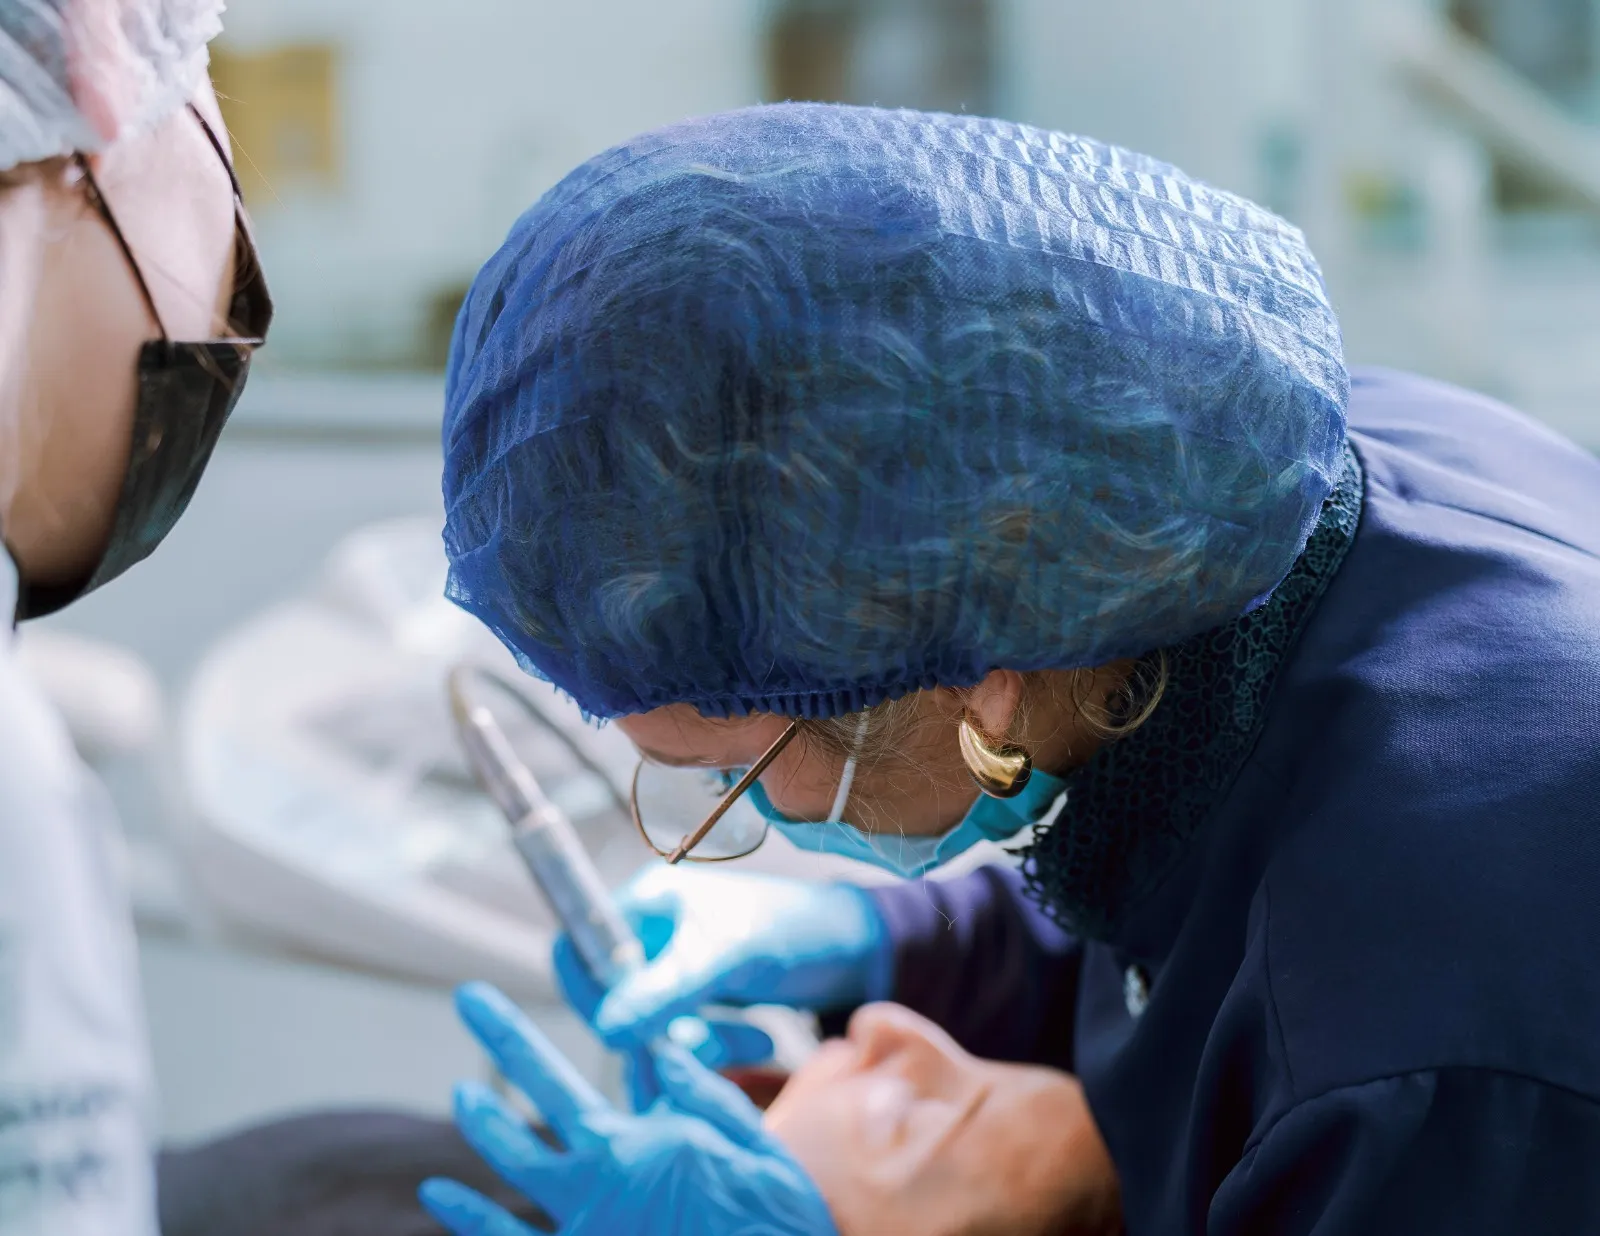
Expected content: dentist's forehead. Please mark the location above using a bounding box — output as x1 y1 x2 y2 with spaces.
617 707 786 766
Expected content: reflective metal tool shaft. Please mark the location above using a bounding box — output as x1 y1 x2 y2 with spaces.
447 665 815 1087
449 671 645 987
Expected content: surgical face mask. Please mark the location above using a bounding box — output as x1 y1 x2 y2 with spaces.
12 105 273 620
745 721 1069 879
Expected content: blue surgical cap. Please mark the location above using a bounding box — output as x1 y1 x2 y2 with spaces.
443 103 1349 721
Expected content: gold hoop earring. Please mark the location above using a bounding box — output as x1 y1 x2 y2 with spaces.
958 715 1032 798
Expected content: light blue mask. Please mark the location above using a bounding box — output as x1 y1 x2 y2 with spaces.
746 760 1068 879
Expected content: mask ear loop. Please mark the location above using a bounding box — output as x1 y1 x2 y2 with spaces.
826 714 871 825
73 154 170 344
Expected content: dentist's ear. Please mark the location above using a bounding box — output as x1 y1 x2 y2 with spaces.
958 670 1027 743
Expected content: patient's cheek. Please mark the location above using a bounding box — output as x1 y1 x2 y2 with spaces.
854 1076 913 1150
989 1073 1122 1235
763 1039 859 1134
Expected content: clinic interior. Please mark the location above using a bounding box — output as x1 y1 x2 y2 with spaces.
26 0 1600 1159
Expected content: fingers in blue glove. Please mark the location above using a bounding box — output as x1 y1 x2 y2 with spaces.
454 1082 594 1224
551 934 606 1024
620 1016 776 1112
572 864 681 964
455 983 610 1153
621 1043 663 1113
587 868 729 1041
674 1016 775 1071
557 932 773 1054
419 1177 543 1236
648 1041 771 1154
593 957 720 1045
592 871 893 1045
445 982 841 1236
554 933 776 1116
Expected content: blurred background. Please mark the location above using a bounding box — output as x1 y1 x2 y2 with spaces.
29 0 1600 1148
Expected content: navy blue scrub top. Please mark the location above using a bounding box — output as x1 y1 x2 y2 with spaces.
862 369 1600 1234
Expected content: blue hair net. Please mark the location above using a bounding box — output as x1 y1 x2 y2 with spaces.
443 103 1348 721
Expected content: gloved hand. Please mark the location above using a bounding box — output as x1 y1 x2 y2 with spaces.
553 928 776 1113
420 983 839 1236
558 864 894 1050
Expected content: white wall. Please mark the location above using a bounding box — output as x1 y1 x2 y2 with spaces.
220 0 766 367
212 0 1600 445
996 0 1315 205
993 0 1600 442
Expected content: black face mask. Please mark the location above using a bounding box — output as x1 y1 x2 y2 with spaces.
13 104 273 621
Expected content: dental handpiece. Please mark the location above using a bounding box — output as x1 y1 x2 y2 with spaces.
447 666 808 1081
449 676 646 988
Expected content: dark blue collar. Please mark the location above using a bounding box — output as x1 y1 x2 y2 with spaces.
1020 445 1365 943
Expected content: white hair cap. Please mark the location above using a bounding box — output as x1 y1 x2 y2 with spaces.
0 0 223 173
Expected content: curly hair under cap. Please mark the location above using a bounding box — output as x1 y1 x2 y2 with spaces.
442 103 1349 722
798 655 1170 773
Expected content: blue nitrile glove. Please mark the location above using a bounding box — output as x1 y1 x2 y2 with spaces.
420 983 839 1236
566 864 893 1050
552 934 776 1112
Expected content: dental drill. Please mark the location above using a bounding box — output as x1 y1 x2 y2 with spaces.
447 663 815 1100
447 664 645 987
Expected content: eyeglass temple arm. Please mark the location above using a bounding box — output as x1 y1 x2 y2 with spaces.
664 721 800 864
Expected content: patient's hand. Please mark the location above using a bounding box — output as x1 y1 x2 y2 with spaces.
765 1003 1122 1236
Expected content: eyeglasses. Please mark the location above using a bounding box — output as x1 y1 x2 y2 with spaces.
448 665 794 865
630 720 800 864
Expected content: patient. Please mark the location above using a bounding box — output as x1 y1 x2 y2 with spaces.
161 1000 1118 1236
765 1002 1122 1236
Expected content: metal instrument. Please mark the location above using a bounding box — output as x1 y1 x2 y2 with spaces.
447 664 644 987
